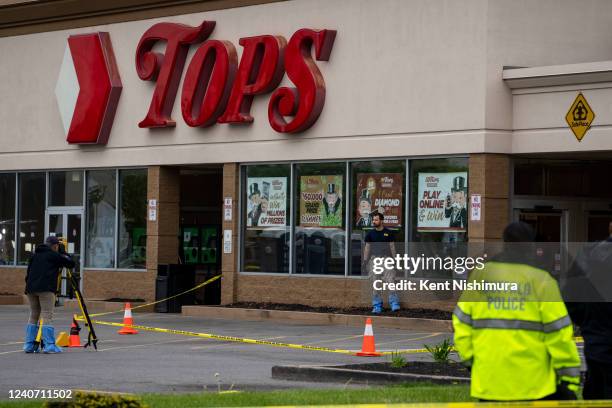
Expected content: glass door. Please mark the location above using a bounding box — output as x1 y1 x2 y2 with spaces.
514 207 568 277
46 210 83 295
586 211 612 242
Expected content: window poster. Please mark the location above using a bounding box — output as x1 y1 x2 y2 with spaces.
246 177 287 227
355 173 403 229
417 172 468 232
299 175 343 228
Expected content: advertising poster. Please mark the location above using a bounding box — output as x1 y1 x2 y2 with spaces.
354 173 403 228
299 175 343 227
417 172 468 232
246 177 287 227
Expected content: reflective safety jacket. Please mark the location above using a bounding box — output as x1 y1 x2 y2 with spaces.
453 261 581 401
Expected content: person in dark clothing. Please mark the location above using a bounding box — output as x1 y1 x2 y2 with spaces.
23 236 75 354
363 212 399 313
566 222 612 399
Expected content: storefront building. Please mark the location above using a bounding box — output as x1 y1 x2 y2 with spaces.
1 0 611 308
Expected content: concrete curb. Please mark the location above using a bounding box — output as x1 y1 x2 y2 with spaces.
271 365 469 385
181 306 452 332
63 299 155 313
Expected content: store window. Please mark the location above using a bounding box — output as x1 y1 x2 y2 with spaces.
118 169 147 269
410 158 469 243
18 172 46 264
49 171 84 206
350 160 406 275
242 164 291 273
0 173 16 265
86 170 116 268
295 162 346 275
409 158 468 279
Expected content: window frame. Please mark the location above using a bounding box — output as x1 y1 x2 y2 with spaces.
116 168 148 271
238 155 468 277
0 167 147 270
0 172 17 267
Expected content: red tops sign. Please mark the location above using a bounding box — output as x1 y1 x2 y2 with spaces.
136 21 336 133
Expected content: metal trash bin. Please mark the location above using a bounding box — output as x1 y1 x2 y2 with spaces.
202 271 221 305
155 264 196 313
155 264 171 313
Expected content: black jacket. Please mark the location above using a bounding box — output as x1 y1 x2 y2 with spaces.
565 238 612 364
25 244 75 294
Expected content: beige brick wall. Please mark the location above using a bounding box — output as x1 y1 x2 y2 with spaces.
0 266 155 301
468 153 511 242
235 274 455 311
221 163 239 305
0 267 26 295
83 270 155 300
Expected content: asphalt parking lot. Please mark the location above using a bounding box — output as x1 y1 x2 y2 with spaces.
0 305 450 396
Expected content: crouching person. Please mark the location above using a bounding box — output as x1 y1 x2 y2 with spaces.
24 236 75 353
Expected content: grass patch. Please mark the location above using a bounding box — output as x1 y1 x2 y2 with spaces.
141 383 471 407
0 383 471 408
389 350 408 368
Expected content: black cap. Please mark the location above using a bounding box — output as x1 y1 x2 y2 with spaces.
45 236 60 246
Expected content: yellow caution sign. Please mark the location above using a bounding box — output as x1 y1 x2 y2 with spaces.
565 92 595 142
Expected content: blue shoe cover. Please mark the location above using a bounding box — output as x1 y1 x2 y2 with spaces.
42 326 62 354
23 324 39 353
389 293 401 312
372 295 383 314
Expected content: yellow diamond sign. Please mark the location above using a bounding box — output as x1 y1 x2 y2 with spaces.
565 92 595 142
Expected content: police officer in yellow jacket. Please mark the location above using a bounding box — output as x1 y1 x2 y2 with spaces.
453 222 581 401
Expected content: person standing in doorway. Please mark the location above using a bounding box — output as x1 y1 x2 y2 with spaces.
23 236 75 353
566 221 612 399
363 212 400 313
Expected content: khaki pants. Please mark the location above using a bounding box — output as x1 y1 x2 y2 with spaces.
367 259 398 299
27 292 55 325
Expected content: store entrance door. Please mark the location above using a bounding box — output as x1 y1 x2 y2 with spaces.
45 210 83 296
513 202 569 276
586 211 612 242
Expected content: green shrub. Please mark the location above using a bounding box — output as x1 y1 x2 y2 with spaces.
389 350 407 368
43 391 148 408
424 338 453 364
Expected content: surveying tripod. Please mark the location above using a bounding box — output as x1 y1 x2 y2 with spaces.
55 239 98 350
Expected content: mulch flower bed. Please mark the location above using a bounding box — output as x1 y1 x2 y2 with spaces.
339 361 470 378
226 302 452 320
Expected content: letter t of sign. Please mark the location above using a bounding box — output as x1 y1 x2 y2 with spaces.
136 21 216 128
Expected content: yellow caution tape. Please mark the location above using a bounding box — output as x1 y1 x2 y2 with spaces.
80 274 222 318
72 270 585 355
74 317 584 357
74 317 430 355
76 318 354 354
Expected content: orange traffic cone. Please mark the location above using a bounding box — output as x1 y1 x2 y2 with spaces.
68 315 83 347
118 303 138 335
356 317 382 357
